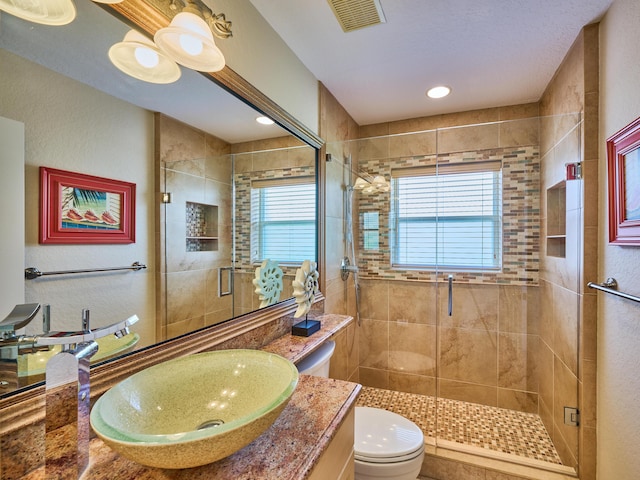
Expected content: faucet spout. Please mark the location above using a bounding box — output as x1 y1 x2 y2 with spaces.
45 340 99 479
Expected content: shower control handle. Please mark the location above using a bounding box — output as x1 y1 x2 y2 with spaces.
448 275 453 316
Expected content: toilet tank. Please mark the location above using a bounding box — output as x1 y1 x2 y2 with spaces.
296 340 336 377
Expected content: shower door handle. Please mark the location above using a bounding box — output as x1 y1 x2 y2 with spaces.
448 275 453 316
218 267 233 297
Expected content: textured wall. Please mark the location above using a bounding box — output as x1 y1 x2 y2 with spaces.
0 48 156 349
598 0 640 478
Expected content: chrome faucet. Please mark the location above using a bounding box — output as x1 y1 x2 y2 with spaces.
0 303 46 390
1 303 138 476
39 309 139 479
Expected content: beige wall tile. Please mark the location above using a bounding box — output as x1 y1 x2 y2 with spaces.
389 372 436 396
553 356 579 462
421 454 486 480
498 333 538 392
360 280 389 320
158 114 205 163
497 389 538 414
359 366 389 390
388 281 436 325
538 341 554 413
553 286 579 376
439 283 498 331
329 329 349 381
359 318 388 369
439 327 498 386
498 103 540 121
539 280 554 346
437 122 500 154
388 130 437 157
166 270 206 324
499 117 540 148
389 322 437 376
437 378 497 407
498 285 539 334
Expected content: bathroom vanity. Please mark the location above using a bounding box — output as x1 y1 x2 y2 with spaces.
11 313 358 479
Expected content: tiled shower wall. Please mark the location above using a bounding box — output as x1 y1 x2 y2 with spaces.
343 105 544 413
156 114 233 340
537 24 599 475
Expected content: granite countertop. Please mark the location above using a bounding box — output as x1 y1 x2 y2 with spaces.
262 313 353 364
23 313 359 480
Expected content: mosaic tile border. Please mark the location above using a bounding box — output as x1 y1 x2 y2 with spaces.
355 146 540 286
357 386 562 465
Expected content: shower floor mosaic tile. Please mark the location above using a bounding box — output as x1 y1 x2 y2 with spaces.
357 386 563 465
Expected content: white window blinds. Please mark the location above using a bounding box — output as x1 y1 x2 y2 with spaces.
391 161 502 269
251 179 316 264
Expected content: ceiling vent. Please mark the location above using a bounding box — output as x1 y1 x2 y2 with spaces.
327 0 386 32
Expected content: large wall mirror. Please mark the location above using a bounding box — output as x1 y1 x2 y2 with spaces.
0 0 322 398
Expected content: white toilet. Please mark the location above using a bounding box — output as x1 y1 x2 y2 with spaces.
296 340 425 480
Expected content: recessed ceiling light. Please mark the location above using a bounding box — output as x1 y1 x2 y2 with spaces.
426 85 451 99
256 116 275 125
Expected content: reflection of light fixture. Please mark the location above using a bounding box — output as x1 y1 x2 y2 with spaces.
154 11 225 72
351 173 390 194
353 177 369 190
256 116 275 125
426 85 451 99
109 30 181 84
0 0 77 25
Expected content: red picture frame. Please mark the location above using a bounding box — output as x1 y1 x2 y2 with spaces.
40 167 136 244
607 116 640 245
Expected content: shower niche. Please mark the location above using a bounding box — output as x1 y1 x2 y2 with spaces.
546 181 566 258
186 201 218 252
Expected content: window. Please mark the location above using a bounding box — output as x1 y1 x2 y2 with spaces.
251 179 316 264
391 162 502 269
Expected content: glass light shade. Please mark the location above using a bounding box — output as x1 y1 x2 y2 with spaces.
154 12 225 72
109 30 181 84
0 0 76 25
372 175 390 192
353 177 369 190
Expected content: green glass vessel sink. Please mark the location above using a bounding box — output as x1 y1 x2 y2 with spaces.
19 332 140 378
90 349 298 469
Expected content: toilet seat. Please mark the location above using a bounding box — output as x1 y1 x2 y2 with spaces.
354 407 424 464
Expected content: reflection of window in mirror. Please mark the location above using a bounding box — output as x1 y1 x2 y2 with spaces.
250 180 316 264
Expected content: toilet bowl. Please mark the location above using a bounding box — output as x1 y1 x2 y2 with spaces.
354 406 424 480
296 340 425 480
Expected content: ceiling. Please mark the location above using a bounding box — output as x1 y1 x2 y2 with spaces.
248 0 614 126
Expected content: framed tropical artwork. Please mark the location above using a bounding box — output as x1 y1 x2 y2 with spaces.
607 116 640 245
39 167 136 244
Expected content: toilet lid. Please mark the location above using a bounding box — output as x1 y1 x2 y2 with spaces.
354 407 424 461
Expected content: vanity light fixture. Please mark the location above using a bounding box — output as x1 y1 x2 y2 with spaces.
154 9 225 72
256 116 275 125
426 85 451 99
0 0 76 25
109 30 182 84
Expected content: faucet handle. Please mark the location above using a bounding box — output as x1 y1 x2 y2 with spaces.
82 308 90 333
42 304 51 334
0 303 41 334
35 314 139 347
